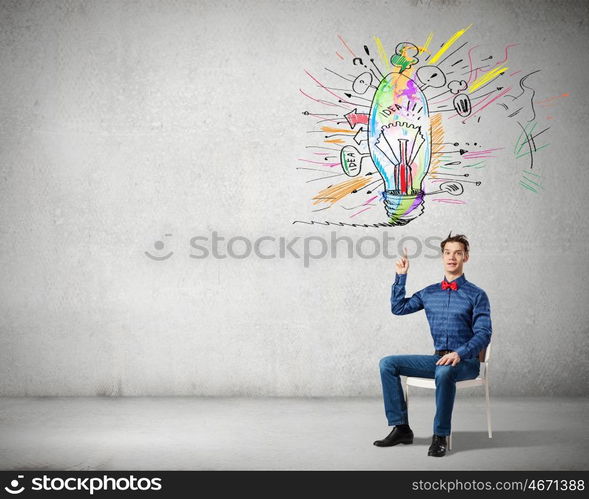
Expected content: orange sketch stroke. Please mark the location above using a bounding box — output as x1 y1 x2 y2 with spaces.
312 177 372 205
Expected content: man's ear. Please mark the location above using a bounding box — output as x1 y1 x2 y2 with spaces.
464 252 470 263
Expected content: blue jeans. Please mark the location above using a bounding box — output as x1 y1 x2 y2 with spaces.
378 354 480 436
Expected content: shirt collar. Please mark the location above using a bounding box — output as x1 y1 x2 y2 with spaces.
443 274 467 286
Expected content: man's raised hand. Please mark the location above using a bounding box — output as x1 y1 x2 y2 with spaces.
395 247 410 274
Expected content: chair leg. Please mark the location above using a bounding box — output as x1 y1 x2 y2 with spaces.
485 380 493 438
448 432 452 451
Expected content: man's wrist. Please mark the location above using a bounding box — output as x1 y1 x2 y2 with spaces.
394 273 407 284
454 347 467 358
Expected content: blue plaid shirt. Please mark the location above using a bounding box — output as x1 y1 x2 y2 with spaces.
391 273 492 359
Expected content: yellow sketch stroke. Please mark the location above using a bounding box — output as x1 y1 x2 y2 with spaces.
429 25 472 64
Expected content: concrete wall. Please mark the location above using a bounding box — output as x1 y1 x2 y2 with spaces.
1 0 587 396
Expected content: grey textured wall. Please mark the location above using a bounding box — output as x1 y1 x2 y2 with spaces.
1 0 588 396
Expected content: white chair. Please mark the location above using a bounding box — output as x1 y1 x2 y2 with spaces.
403 344 492 450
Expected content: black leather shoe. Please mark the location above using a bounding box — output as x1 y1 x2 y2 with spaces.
373 426 414 447
427 434 448 457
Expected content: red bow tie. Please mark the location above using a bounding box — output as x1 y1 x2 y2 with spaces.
441 280 458 291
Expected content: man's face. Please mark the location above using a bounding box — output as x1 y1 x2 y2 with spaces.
442 241 469 275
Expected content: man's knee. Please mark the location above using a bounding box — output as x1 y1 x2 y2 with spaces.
379 355 400 375
435 365 456 383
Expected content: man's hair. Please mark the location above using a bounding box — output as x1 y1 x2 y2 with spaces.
440 232 469 253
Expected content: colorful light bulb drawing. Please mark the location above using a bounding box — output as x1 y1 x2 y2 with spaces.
343 45 442 224
368 70 431 225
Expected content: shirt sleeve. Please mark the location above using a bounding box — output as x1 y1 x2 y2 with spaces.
454 290 492 359
391 273 424 315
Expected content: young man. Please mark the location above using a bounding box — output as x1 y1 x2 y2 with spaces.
374 233 492 457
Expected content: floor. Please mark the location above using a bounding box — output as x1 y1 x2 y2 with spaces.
0 396 587 470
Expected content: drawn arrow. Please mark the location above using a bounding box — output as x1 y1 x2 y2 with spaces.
353 127 368 145
344 108 370 129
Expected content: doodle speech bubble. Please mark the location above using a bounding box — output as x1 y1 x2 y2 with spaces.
440 181 464 195
453 94 472 117
390 42 419 72
340 145 368 177
352 72 373 95
448 80 468 94
416 65 447 88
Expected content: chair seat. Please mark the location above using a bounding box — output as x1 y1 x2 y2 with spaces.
406 362 487 390
406 376 485 389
